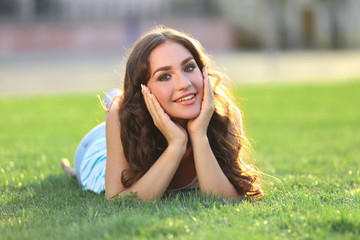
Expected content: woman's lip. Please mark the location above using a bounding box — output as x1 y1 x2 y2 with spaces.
173 92 197 102
175 94 196 105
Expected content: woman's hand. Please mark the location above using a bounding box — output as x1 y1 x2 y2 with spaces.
141 84 188 147
187 67 215 139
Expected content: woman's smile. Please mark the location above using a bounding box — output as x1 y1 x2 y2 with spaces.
174 92 197 104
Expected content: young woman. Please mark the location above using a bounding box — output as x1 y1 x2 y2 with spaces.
62 26 263 201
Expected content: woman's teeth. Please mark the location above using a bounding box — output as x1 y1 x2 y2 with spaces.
175 94 195 102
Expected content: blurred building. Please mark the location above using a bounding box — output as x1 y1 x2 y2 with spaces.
0 0 234 53
219 0 360 50
0 0 360 53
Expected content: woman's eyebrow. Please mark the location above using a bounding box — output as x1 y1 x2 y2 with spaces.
181 56 195 65
152 57 194 77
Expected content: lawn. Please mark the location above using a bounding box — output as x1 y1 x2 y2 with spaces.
0 80 359 239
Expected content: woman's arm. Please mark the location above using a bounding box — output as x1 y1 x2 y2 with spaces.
105 100 128 200
105 94 187 201
188 67 240 198
191 137 239 198
190 111 242 199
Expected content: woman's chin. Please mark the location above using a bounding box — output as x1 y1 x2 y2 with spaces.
189 111 201 120
172 112 200 122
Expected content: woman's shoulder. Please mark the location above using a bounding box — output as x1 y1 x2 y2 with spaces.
106 96 121 123
106 97 122 142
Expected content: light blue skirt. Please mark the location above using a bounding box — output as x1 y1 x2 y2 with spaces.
74 122 106 194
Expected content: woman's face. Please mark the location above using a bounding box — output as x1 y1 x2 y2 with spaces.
147 40 204 121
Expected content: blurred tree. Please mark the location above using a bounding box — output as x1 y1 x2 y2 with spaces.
325 0 341 49
0 0 18 20
34 0 59 20
216 0 262 49
301 5 315 48
171 0 219 17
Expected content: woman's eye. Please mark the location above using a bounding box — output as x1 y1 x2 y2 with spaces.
184 65 195 72
158 73 171 81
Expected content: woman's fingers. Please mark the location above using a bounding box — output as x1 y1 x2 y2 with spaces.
141 84 155 117
143 87 160 126
202 66 215 111
141 84 187 144
141 84 168 126
203 66 208 92
187 67 215 137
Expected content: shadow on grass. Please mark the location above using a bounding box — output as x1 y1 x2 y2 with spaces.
330 218 360 234
3 173 247 221
1 173 252 239
3 174 106 219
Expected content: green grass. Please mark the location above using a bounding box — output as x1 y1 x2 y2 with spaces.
1 81 360 239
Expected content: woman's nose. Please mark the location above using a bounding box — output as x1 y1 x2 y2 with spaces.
174 72 191 90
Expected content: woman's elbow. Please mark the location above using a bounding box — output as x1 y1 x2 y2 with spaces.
105 188 118 200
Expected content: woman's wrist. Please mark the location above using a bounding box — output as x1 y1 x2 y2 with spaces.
167 140 187 154
189 133 208 144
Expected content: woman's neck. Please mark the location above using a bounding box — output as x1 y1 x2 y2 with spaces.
172 118 188 129
168 144 196 190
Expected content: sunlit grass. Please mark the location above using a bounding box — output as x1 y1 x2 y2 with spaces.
1 81 359 239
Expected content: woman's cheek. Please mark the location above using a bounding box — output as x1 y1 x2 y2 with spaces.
153 89 169 109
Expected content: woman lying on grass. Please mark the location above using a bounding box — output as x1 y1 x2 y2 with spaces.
62 26 263 201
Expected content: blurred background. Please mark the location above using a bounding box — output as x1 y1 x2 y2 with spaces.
1 0 360 96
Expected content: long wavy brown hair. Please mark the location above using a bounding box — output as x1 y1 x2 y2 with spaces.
118 26 263 199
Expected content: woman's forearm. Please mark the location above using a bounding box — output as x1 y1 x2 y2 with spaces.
117 143 186 200
191 135 240 199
